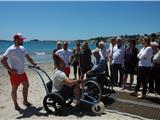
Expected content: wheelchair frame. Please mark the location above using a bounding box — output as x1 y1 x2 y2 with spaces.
28 66 105 115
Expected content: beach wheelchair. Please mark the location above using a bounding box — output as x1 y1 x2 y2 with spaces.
84 72 114 101
28 66 105 115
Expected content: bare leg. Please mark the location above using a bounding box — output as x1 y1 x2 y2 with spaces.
74 84 80 98
122 74 128 89
73 84 80 105
21 80 31 106
11 85 20 109
80 73 84 81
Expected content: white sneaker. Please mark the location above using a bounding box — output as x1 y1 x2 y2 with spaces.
137 94 146 99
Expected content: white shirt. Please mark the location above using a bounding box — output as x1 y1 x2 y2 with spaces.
112 44 125 64
55 49 72 67
137 46 153 67
3 45 27 74
109 43 113 56
99 47 109 60
152 51 160 65
52 70 68 92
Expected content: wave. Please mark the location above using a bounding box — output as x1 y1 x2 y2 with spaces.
34 52 46 55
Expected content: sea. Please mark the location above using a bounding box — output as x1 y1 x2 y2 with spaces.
0 41 106 63
0 40 142 68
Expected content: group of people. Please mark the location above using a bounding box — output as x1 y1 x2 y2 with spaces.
109 34 160 99
53 33 160 100
1 33 160 110
52 40 108 80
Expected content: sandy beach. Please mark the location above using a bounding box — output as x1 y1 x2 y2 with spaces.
0 62 148 120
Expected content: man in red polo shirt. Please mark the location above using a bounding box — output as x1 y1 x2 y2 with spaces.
1 33 38 110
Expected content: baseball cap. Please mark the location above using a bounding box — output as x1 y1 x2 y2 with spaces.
13 33 26 40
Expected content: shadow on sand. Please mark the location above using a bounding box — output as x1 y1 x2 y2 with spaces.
16 96 116 119
16 105 48 119
59 96 116 117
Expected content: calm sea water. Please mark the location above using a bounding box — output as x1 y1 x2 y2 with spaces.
0 41 101 63
0 40 142 63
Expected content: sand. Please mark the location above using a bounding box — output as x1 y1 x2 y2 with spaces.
0 61 147 120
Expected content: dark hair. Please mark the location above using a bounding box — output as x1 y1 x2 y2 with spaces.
150 33 156 37
129 39 136 47
96 40 101 47
53 54 63 68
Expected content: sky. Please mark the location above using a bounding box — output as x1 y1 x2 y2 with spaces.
0 1 160 40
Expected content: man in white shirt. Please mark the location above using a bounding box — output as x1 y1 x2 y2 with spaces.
111 37 125 86
1 33 38 110
55 42 72 77
98 41 109 75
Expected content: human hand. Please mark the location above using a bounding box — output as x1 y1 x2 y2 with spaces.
87 71 91 74
10 69 17 74
34 64 40 69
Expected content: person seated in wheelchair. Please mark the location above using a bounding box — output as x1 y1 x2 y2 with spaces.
87 49 106 78
52 54 81 99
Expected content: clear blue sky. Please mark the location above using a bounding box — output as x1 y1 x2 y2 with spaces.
0 1 160 40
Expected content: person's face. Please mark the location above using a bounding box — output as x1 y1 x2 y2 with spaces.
116 39 122 45
76 42 80 47
57 44 62 49
111 39 116 46
83 42 88 49
151 45 158 51
63 42 68 50
129 41 134 48
15 38 23 46
98 43 103 48
59 60 65 69
151 36 156 41
141 39 148 47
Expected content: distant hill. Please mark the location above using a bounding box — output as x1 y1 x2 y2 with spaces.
1 32 160 44
0 40 12 42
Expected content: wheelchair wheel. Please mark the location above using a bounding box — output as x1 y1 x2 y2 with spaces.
43 93 64 114
83 80 102 102
91 101 105 114
102 76 113 97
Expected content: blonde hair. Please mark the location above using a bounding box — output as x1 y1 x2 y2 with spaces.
98 41 105 47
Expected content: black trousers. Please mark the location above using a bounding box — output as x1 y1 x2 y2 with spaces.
111 64 123 86
135 67 151 95
152 66 160 94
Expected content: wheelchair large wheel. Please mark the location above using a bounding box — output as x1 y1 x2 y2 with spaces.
102 76 113 97
83 79 102 102
43 93 64 114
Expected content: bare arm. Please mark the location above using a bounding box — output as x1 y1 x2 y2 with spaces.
63 79 80 87
1 57 17 74
25 54 37 66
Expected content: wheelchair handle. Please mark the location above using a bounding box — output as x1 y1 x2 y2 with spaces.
28 65 52 94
